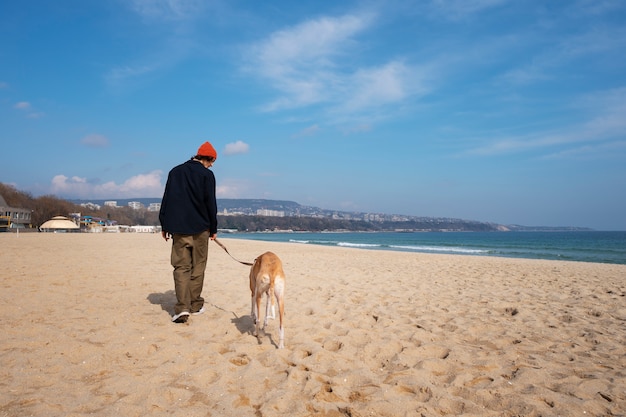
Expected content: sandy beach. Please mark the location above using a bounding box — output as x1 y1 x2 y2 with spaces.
1 232 624 417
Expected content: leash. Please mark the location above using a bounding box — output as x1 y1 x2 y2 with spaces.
213 238 254 266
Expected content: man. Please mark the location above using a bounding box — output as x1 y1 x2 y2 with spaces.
159 141 218 323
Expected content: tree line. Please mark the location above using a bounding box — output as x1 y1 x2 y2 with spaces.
0 183 159 228
1 182 374 231
1 182 502 232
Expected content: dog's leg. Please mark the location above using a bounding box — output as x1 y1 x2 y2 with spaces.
255 291 263 342
250 294 257 325
267 293 276 320
277 296 284 349
274 281 285 349
250 264 258 326
263 287 273 329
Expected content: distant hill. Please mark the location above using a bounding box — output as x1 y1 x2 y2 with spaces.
3 182 589 232
70 198 162 207
69 198 593 232
69 198 304 214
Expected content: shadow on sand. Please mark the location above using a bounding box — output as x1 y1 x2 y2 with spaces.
147 291 265 342
147 290 177 315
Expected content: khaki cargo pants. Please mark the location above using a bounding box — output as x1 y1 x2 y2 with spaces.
171 231 209 315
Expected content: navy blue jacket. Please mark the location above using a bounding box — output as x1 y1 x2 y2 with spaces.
159 159 218 235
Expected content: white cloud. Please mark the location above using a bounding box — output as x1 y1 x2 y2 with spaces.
14 101 45 119
542 140 626 160
105 64 158 88
223 140 249 155
498 17 626 87
50 171 164 198
14 101 31 110
130 0 206 21
252 14 370 79
342 61 422 111
80 134 110 148
575 87 626 145
499 63 551 85
246 14 372 111
245 12 430 122
106 0 203 90
430 0 509 19
291 124 320 138
216 178 259 198
573 0 626 15
341 123 372 135
52 175 87 186
119 171 163 193
464 87 626 157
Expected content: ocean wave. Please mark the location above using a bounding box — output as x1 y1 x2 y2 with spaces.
229 231 626 264
292 239 487 253
289 239 340 246
289 239 311 244
337 242 381 248
390 244 489 254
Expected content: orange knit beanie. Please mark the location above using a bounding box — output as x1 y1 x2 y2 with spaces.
196 141 217 159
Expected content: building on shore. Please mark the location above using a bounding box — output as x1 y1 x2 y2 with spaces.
38 216 80 233
0 194 32 231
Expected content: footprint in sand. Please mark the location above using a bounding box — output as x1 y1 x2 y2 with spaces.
229 354 250 366
322 340 343 352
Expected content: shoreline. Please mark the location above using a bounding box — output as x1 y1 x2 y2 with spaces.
2 229 625 267
1 233 625 416
224 230 626 266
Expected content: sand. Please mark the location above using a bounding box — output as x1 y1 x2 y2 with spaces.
1 232 624 417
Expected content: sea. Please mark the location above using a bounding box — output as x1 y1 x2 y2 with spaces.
223 231 626 265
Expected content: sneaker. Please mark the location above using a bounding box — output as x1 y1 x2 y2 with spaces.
172 311 190 323
191 306 205 316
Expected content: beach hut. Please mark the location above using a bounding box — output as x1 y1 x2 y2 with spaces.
39 216 80 233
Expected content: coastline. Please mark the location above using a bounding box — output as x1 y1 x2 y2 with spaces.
1 233 625 416
224 230 626 265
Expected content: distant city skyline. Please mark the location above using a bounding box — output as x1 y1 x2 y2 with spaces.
1 1 625 230
68 196 590 230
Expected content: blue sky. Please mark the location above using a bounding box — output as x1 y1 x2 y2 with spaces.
1 1 625 230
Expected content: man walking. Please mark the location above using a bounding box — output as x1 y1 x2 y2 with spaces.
159 141 218 323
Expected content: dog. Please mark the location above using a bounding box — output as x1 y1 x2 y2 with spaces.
249 251 285 349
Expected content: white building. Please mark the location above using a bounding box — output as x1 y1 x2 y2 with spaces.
256 209 285 217
128 201 143 210
129 225 159 233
